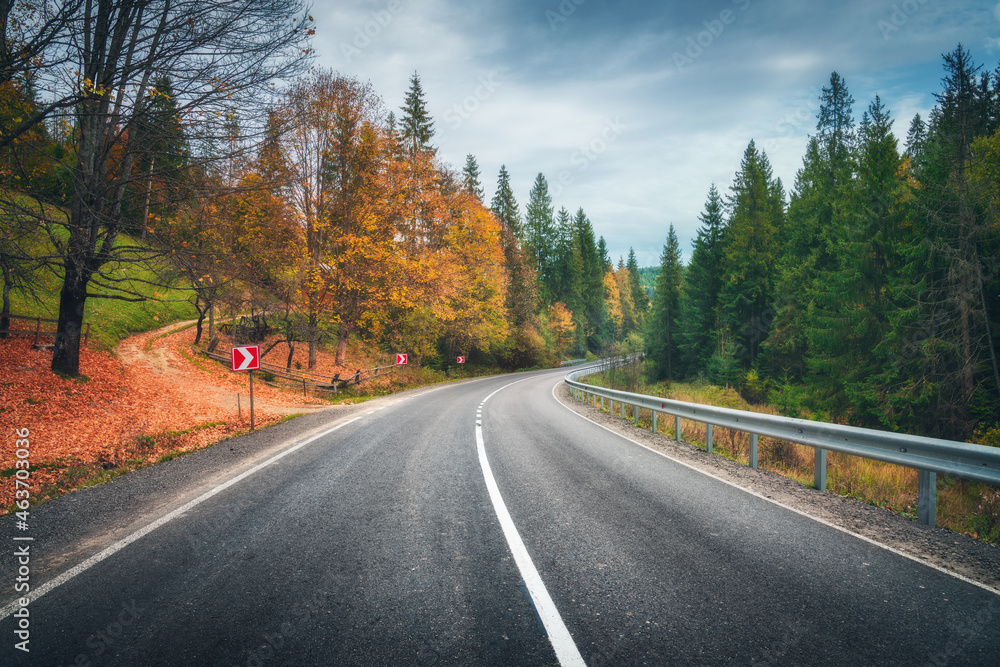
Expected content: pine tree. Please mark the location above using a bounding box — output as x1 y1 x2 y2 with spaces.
719 140 783 366
808 95 908 422
647 225 683 380
904 113 927 166
490 165 521 239
551 207 581 311
462 154 484 201
490 164 537 339
626 247 648 322
574 208 608 350
903 45 1000 434
550 206 585 347
597 236 610 271
818 71 856 181
764 73 856 379
678 184 726 371
126 75 191 236
524 172 556 299
399 71 435 154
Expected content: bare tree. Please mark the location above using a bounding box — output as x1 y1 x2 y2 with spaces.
0 0 85 150
38 0 313 376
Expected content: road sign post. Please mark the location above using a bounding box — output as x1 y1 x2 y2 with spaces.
396 353 407 390
249 369 254 431
232 345 260 430
457 356 465 378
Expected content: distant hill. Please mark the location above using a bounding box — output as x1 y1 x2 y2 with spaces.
637 266 657 297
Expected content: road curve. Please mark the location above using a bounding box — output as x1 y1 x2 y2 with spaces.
2 367 998 665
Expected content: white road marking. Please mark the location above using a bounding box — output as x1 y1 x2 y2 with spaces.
552 381 1000 598
478 380 587 667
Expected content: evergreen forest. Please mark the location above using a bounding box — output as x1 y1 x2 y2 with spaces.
645 46 1000 442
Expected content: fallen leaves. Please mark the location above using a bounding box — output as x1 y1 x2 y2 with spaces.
0 320 413 512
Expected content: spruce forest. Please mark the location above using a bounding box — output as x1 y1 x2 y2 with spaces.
646 46 1000 444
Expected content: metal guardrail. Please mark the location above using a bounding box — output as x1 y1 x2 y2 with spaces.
565 362 1000 526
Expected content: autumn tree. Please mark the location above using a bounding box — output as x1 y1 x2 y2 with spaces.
270 71 386 367
420 178 509 363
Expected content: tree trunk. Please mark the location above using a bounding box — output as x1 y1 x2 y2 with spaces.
0 279 10 339
286 340 295 370
208 302 215 342
193 298 206 345
308 311 318 370
141 156 154 240
51 261 89 376
336 322 349 366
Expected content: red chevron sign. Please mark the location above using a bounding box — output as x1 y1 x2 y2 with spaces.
396 353 408 365
232 345 260 371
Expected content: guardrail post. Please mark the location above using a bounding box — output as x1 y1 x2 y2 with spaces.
749 433 758 469
652 410 657 433
634 405 639 426
675 416 681 442
918 470 936 526
706 424 713 453
600 396 604 411
814 448 827 491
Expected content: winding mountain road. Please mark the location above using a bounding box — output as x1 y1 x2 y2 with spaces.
2 367 998 665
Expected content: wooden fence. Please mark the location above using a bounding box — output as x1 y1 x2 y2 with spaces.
0 314 91 348
196 346 399 396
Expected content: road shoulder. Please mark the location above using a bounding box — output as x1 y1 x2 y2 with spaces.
553 380 1000 593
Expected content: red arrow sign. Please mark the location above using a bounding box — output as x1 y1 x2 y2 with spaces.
396 353 408 365
457 356 465 364
232 345 260 371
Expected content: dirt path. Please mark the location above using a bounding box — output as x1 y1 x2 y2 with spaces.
115 321 332 417
1 319 349 511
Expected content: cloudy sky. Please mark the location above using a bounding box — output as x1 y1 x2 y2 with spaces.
309 0 1000 266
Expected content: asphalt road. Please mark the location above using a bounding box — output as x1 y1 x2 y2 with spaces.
2 367 999 665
